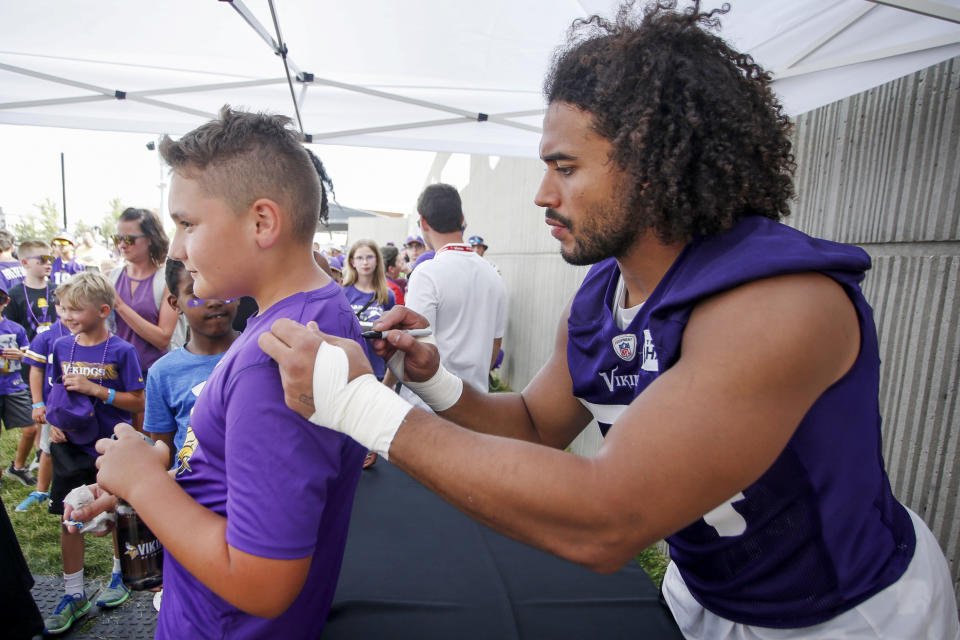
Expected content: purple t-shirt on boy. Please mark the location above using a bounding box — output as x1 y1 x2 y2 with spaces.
156 283 366 640
23 319 70 399
50 334 144 456
0 317 29 395
114 269 166 373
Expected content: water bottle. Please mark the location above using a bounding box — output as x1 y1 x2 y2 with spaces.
115 498 163 590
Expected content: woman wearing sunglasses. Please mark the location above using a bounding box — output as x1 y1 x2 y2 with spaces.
107 208 180 375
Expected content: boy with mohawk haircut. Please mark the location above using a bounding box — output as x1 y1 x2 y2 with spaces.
85 106 365 639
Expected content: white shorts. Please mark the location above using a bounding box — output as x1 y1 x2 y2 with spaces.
39 421 51 454
663 507 960 639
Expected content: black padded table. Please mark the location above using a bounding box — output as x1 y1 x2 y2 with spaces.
323 460 683 639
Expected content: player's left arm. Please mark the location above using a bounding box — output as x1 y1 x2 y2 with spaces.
385 272 861 572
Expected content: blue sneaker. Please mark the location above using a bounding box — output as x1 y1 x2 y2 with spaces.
43 593 91 635
95 572 131 608
14 490 48 512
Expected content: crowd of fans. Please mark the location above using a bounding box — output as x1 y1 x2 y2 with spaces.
0 192 503 635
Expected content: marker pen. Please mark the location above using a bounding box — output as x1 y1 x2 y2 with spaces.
361 328 432 340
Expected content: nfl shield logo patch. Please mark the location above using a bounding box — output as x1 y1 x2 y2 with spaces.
612 334 637 362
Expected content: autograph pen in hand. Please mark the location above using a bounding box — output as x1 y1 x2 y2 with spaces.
361 328 432 340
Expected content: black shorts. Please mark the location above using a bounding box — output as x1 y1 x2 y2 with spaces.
0 388 34 430
49 441 98 516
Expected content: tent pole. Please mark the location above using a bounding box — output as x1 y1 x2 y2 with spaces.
60 152 67 229
867 0 960 24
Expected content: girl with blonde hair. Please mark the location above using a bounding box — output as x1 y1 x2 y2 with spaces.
341 239 394 379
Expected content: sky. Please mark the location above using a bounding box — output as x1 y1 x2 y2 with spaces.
0 123 472 236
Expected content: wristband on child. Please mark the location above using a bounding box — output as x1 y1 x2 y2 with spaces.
31 402 45 409
105 388 116 405
308 341 413 459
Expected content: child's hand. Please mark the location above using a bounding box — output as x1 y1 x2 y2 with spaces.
63 484 118 536
1 348 23 361
32 405 46 424
49 425 66 443
95 424 170 503
63 373 99 397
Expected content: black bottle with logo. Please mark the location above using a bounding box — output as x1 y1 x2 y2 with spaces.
115 498 163 590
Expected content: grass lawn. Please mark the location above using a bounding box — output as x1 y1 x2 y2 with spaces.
1 427 115 581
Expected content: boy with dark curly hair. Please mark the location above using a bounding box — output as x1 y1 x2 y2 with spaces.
260 2 958 638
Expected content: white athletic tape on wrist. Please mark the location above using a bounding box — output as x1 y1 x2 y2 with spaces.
386 349 406 382
402 362 463 412
308 341 412 459
385 332 437 382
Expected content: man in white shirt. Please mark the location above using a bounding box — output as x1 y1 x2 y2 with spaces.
387 184 506 406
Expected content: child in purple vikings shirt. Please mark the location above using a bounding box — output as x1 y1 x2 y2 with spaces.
83 107 365 640
50 231 86 287
43 272 145 635
0 284 37 487
16 299 70 513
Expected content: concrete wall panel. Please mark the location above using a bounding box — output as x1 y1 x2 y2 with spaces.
792 56 960 602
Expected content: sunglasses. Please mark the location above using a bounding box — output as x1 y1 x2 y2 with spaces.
186 297 236 307
0 292 8 304
112 234 147 245
27 255 55 265
51 239 74 247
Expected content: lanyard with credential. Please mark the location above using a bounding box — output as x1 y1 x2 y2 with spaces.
22 281 52 332
436 243 474 255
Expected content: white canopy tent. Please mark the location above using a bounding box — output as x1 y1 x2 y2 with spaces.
1 0 958 158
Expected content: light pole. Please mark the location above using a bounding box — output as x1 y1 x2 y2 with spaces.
60 152 67 228
146 139 166 215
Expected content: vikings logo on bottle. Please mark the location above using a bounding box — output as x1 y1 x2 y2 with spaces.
611 334 637 362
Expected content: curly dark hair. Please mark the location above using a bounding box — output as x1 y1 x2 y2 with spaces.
544 0 795 244
305 147 335 226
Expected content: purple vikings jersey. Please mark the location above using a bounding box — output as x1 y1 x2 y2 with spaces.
49 334 145 455
567 216 915 628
